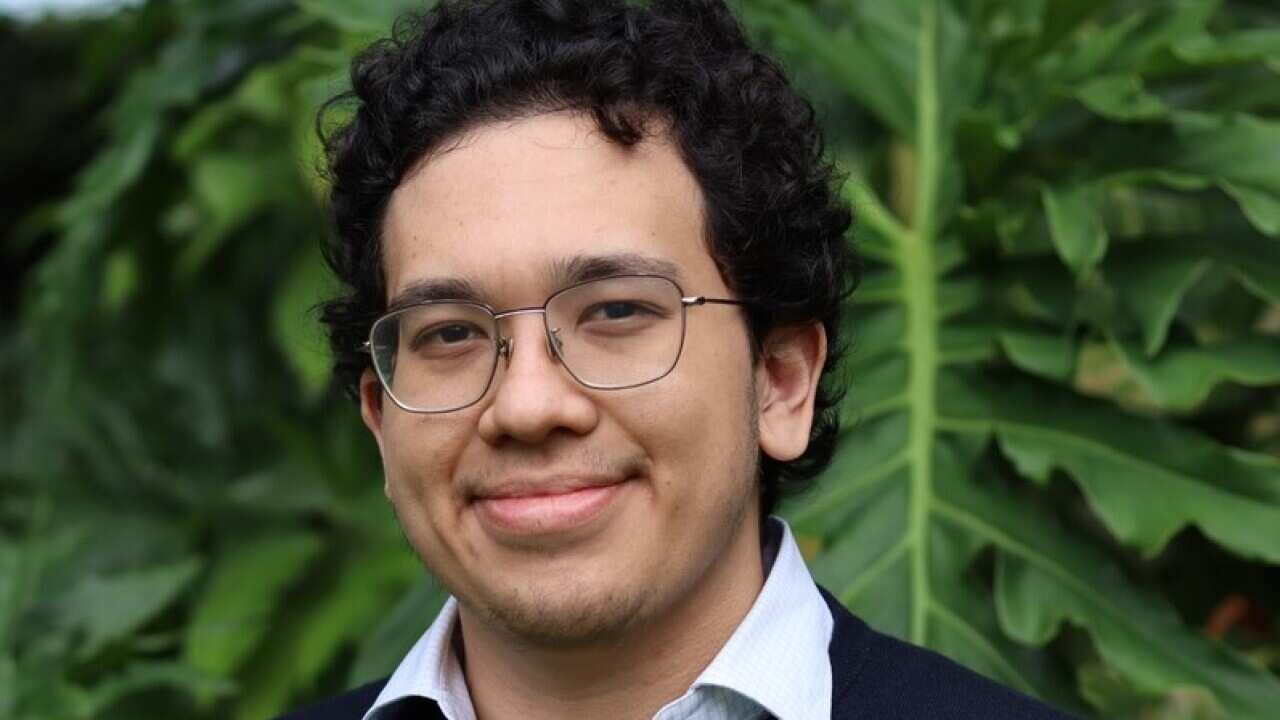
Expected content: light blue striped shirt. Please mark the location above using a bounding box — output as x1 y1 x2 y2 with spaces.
364 517 834 720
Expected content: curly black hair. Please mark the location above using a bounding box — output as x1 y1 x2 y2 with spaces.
318 0 858 517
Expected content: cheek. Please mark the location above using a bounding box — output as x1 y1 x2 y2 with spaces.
380 412 471 530
622 322 757 505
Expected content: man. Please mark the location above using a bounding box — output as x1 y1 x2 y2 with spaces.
285 1 1072 718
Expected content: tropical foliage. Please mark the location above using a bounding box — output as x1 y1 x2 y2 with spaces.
2 1 1278 718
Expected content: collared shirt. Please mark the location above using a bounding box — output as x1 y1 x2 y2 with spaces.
364 516 834 720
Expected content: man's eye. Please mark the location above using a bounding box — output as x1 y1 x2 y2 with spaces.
599 302 639 320
413 323 486 349
437 324 475 343
584 301 653 322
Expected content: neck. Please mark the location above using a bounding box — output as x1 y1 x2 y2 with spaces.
458 512 766 720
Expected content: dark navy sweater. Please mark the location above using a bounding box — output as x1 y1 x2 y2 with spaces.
280 585 1075 719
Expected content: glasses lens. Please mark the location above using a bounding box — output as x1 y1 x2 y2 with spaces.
369 303 498 412
546 276 685 389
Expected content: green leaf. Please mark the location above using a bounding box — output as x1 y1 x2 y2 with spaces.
1113 338 1280 411
812 434 1280 717
56 120 161 227
171 102 241 162
747 0 916 138
798 440 1082 712
996 257 1076 324
347 575 451 686
1074 74 1167 121
981 497 1278 718
1173 29 1280 67
233 61 299 126
937 276 983 318
790 6 1093 710
997 435 1056 483
101 248 139 313
81 661 235 716
1036 0 1109 57
1077 662 1226 720
0 496 49 653
272 247 335 401
788 412 909 535
939 318 1000 365
999 329 1076 382
1101 247 1208 356
0 653 14 718
60 558 202 659
1168 230 1280 306
1043 184 1109 274
845 305 906 369
1220 180 1280 237
841 354 909 424
856 269 901 305
177 151 289 276
1168 113 1280 237
940 372 1280 562
184 532 324 682
1105 0 1217 71
231 546 419 720
295 0 426 36
982 0 1046 40
1038 12 1144 83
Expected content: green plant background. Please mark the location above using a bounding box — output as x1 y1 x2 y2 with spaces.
3 0 1279 718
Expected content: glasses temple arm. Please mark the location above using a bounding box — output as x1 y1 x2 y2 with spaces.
682 296 750 307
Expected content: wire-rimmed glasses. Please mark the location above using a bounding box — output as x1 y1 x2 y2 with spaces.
364 274 748 413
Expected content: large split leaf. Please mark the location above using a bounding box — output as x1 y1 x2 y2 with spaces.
968 463 1280 717
939 372 1280 563
759 1 1280 717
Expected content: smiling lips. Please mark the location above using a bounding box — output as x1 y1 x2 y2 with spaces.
472 478 630 536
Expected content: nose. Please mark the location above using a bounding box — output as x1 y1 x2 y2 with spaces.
476 314 598 445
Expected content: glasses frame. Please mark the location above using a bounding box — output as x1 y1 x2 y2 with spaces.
362 273 749 414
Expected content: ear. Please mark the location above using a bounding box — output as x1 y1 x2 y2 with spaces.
359 368 390 495
755 322 827 463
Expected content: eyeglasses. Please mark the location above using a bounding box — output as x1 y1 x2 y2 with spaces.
364 274 748 413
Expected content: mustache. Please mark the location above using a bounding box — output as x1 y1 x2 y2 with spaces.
460 450 648 500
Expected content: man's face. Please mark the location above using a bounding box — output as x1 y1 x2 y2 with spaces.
363 111 766 646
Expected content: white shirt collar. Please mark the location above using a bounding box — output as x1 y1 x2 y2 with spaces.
364 516 833 720
667 516 833 720
365 597 477 720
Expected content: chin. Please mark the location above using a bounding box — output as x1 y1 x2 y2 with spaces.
465 572 654 647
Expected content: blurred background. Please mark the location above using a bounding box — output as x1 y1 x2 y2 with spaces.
2 0 1279 718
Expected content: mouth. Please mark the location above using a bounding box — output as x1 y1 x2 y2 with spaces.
471 477 631 539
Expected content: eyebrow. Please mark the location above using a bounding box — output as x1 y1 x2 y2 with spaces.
549 252 684 288
386 252 685 311
386 277 487 313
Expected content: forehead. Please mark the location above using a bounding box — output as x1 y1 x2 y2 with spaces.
381 111 723 305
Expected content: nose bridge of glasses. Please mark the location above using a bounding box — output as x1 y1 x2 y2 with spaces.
492 306 559 363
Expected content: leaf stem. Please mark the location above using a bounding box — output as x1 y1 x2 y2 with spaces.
928 600 1036 694
902 0 942 647
847 181 911 253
